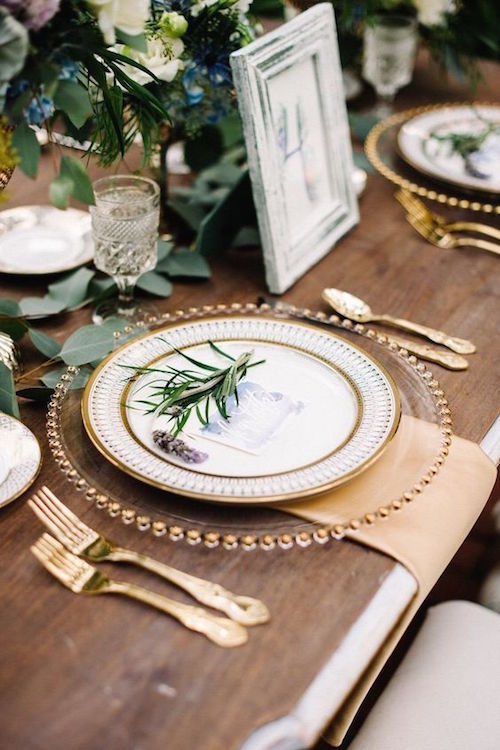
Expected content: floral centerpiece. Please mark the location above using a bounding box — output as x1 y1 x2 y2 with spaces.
0 0 256 206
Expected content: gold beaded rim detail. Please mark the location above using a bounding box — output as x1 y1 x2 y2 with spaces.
46 302 454 551
365 103 500 215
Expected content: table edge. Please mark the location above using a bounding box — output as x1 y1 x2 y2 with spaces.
240 563 417 750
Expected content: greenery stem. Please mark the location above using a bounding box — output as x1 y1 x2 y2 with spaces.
15 355 60 384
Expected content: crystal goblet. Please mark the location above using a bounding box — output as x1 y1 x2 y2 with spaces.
90 175 160 324
363 15 418 117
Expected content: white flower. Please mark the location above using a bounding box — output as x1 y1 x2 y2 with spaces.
190 0 218 19
413 0 456 27
115 37 184 85
234 0 253 13
87 0 150 45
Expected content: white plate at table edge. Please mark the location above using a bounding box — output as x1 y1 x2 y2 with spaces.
0 205 93 275
0 412 42 508
81 316 401 505
397 104 500 196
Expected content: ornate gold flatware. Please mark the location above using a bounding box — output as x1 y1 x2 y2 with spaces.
406 213 500 257
279 304 467 370
395 190 500 242
365 104 500 215
321 288 475 355
31 532 248 648
378 335 467 371
29 486 269 626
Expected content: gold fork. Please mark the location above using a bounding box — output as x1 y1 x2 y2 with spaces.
31 533 248 647
396 190 500 243
28 486 269 627
406 213 500 256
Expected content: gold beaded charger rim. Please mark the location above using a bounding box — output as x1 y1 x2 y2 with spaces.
365 102 500 215
46 303 453 552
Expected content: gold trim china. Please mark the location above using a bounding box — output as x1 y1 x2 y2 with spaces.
0 206 93 275
82 316 401 504
397 104 500 196
0 413 42 508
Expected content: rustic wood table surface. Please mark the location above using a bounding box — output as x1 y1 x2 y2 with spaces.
0 51 499 750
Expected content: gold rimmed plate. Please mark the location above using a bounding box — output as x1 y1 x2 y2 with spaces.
0 413 42 508
365 103 500 215
397 104 500 196
0 205 93 275
82 316 401 504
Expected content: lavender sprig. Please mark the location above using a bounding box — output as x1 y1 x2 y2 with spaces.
152 429 208 464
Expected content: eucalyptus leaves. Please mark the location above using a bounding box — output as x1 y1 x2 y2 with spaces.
0 241 210 418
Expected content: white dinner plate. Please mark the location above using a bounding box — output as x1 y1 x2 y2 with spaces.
0 205 93 274
82 317 401 504
0 413 42 508
397 105 500 195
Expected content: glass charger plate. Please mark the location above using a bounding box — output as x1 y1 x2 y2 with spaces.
47 305 451 550
365 104 500 215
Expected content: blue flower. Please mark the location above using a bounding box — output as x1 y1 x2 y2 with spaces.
6 78 29 99
6 79 54 125
56 57 79 81
205 100 227 124
182 65 205 106
205 60 232 87
27 95 54 125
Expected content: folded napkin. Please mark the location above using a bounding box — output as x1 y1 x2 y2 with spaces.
280 415 497 746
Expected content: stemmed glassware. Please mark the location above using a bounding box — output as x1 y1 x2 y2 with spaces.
363 15 418 117
90 175 160 324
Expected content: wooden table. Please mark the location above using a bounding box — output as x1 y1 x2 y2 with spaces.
1 52 499 750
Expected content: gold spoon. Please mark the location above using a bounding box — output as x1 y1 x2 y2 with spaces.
322 288 476 355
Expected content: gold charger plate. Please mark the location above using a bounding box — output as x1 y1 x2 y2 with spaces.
365 103 500 215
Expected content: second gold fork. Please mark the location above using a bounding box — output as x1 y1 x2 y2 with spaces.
396 190 500 242
29 486 270 627
406 213 500 256
32 533 248 647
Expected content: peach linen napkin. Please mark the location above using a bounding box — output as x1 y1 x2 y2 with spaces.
279 415 497 746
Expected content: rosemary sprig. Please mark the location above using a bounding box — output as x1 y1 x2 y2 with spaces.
123 339 265 436
429 111 499 160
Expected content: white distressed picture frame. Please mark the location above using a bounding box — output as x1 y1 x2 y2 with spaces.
230 4 359 293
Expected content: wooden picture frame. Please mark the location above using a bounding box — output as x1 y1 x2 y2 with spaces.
230 4 359 294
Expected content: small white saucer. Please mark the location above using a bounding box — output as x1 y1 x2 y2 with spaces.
0 413 42 508
0 205 93 275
